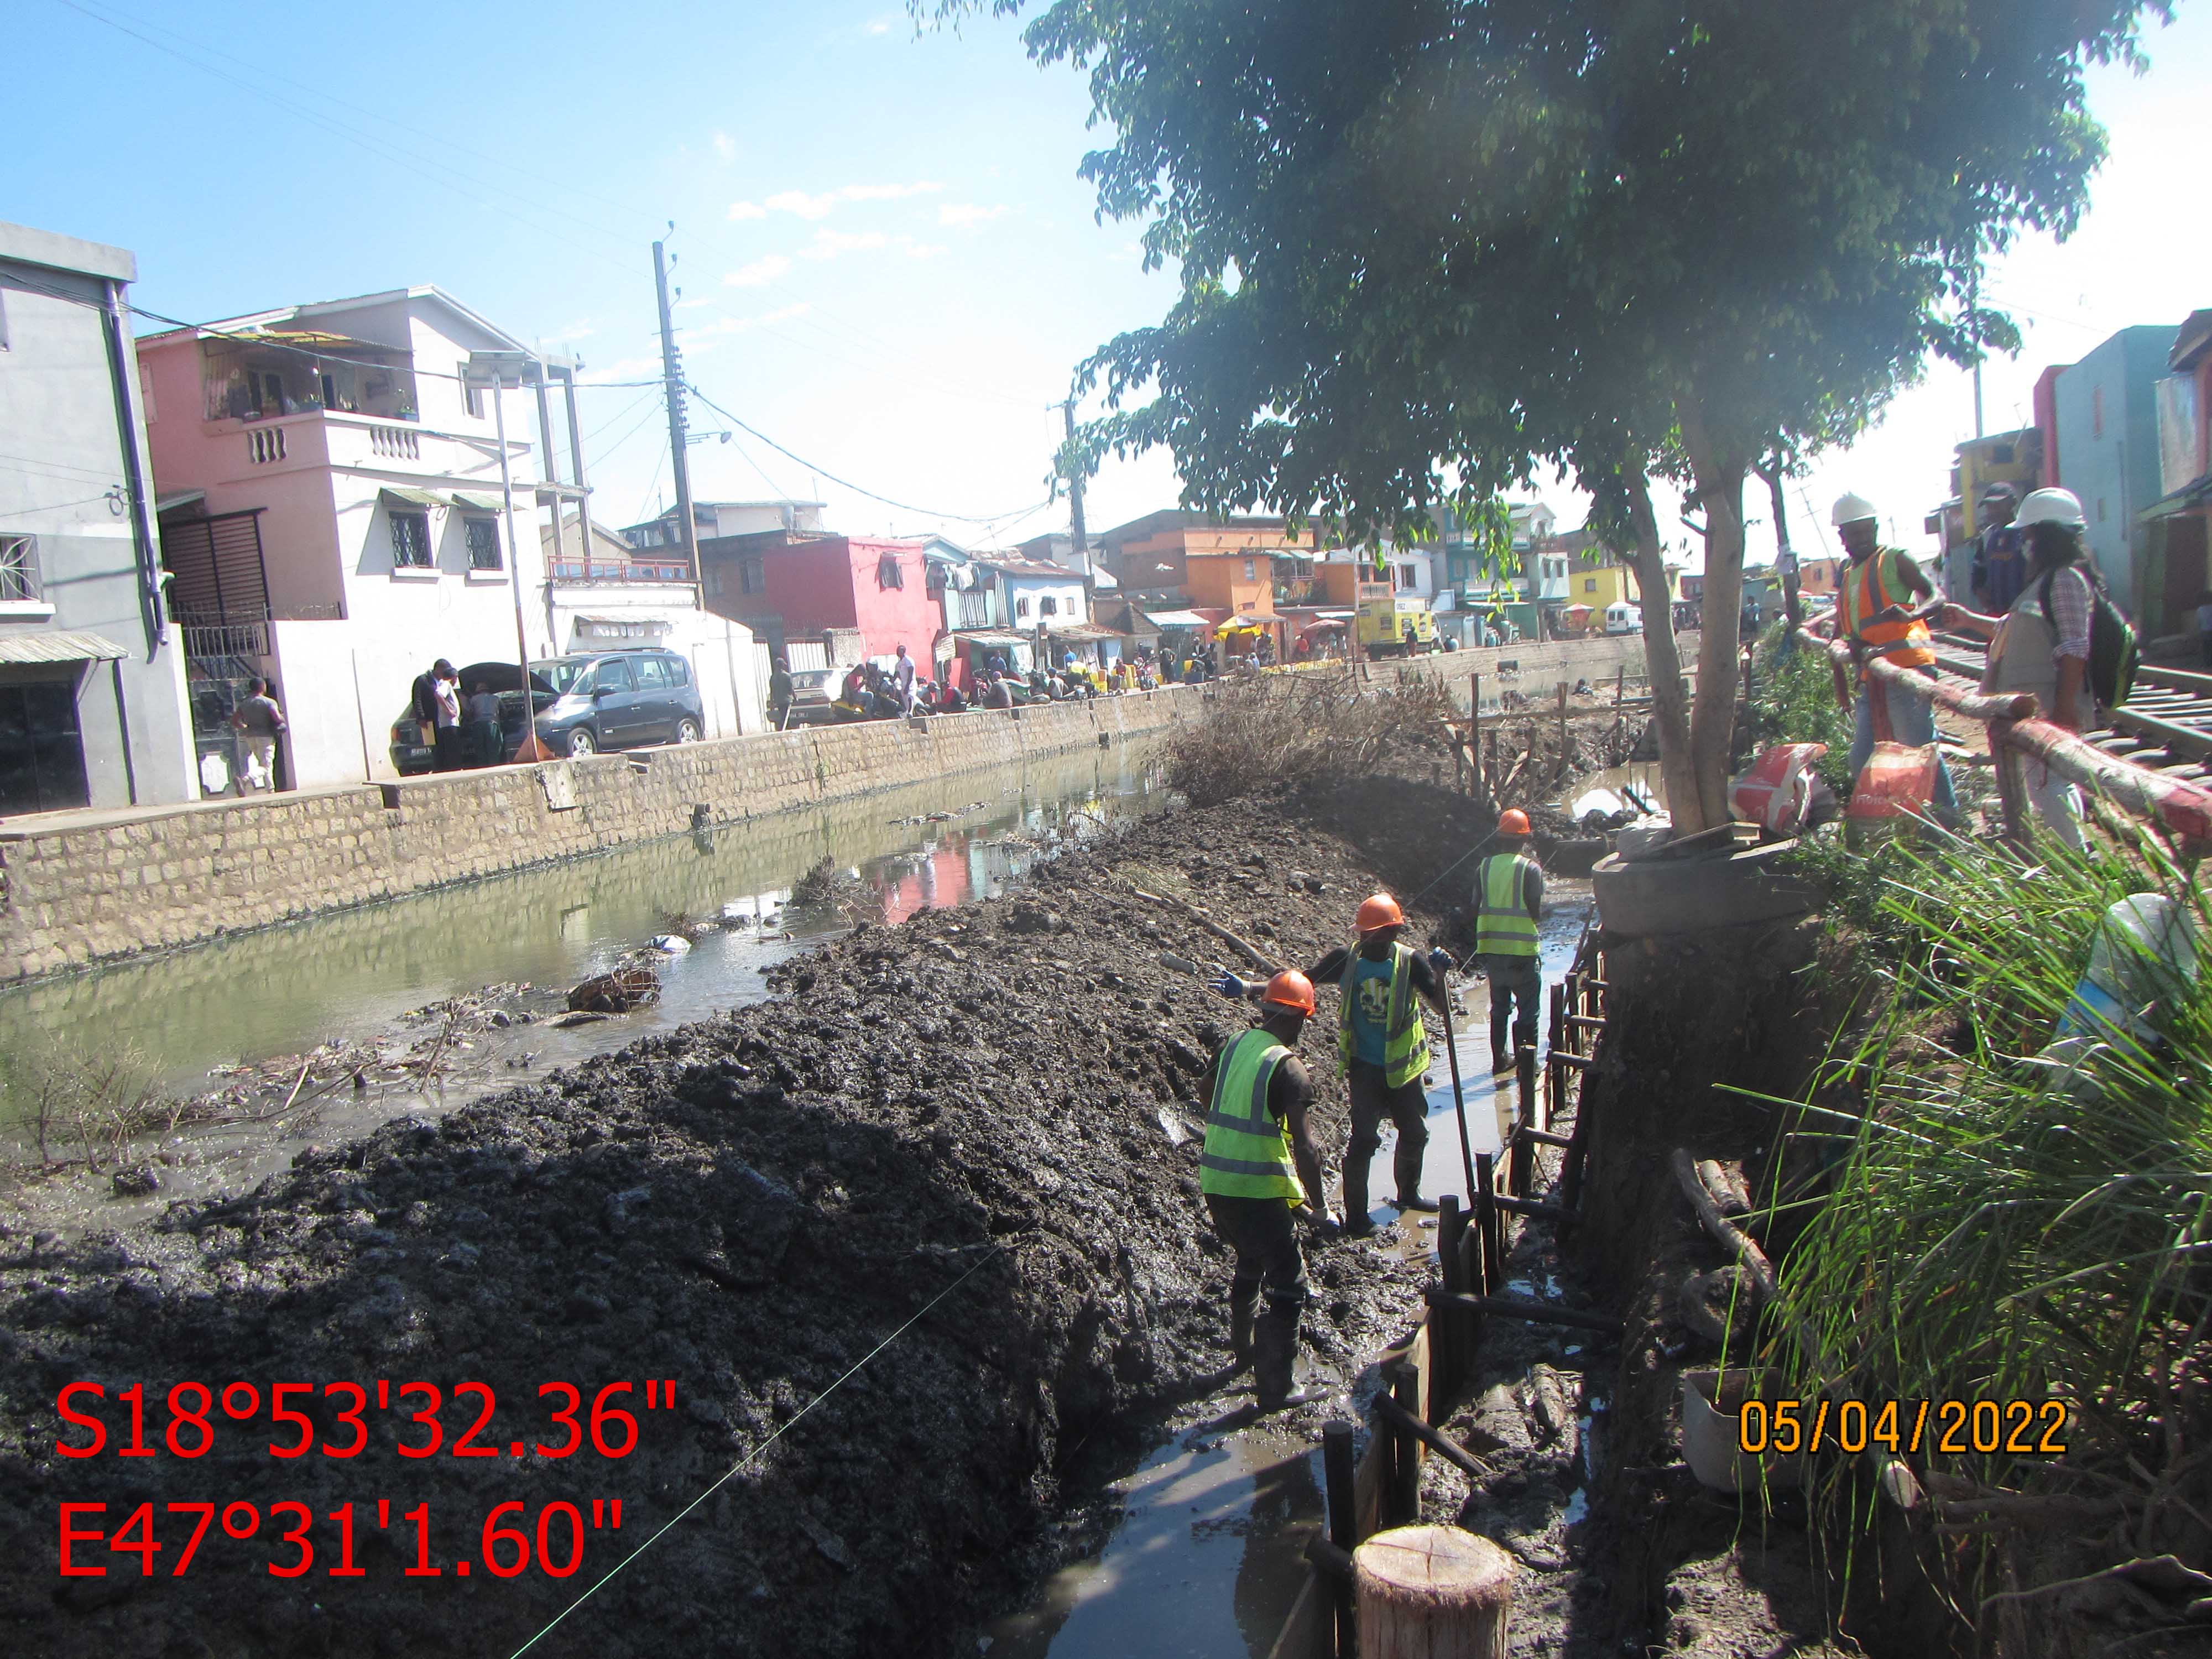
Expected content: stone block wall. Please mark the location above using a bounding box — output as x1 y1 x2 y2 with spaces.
0 691 1196 980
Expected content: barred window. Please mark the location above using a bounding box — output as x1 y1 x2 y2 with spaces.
392 512 433 569
463 518 502 571
0 534 38 601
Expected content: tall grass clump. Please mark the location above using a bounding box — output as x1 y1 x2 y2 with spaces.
1745 624 1853 796
1162 670 1460 807
1761 831 2211 1612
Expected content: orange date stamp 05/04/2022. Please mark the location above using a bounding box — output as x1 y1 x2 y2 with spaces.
1734 1397 2069 1458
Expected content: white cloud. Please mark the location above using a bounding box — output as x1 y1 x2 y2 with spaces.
712 131 736 162
580 354 664 385
724 254 792 288
760 181 946 221
900 239 948 259
866 17 893 34
542 319 596 343
804 228 890 260
690 303 812 340
840 181 943 202
726 200 767 221
938 203 1007 229
767 189 841 220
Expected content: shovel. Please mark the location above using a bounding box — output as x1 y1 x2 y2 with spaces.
1433 958 1479 1204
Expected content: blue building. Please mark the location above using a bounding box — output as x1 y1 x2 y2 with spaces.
2051 325 2173 622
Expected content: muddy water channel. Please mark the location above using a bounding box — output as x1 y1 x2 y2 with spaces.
0 743 1165 1224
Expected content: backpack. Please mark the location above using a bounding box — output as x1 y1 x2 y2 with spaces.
2038 565 2138 710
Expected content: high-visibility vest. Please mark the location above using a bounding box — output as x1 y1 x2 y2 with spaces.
1838 550 1936 668
1335 942 1430 1088
1198 1029 1305 1201
1475 853 1540 958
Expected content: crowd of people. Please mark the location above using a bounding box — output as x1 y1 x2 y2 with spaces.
409 658 513 771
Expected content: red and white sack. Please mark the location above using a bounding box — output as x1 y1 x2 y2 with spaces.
1729 743 1829 834
1846 741 1939 820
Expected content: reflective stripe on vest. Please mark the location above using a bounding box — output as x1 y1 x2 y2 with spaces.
1841 550 1935 667
1198 1029 1305 1201
1474 853 1539 957
1335 942 1431 1089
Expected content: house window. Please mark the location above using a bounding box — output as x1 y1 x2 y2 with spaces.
1399 564 1416 589
391 511 433 569
461 365 484 420
740 557 766 594
1584 577 1598 593
706 568 723 597
1244 559 1257 581
877 554 905 589
1016 597 1031 619
1040 596 1058 616
0 534 39 602
463 518 502 571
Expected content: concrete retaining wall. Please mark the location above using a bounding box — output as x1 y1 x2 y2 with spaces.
0 691 1197 980
0 629 1673 981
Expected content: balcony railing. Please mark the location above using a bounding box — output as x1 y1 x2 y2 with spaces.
948 591 999 630
551 562 695 585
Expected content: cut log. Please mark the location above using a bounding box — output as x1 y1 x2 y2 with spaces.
1127 886 1274 972
1353 1525 1515 1659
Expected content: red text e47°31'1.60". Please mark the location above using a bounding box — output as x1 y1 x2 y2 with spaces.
60 1497 628 1579
53 1379 682 1460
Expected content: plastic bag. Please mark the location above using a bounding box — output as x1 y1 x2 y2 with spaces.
1729 743 1828 834
1846 742 1938 820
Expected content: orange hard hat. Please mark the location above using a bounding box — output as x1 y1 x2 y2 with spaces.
1261 969 1318 1017
1354 892 1405 933
1498 808 1532 837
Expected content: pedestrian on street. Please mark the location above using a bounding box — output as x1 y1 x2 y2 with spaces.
1217 893 1449 1237
1471 808 1545 1073
1197 969 1334 1409
430 665 464 771
463 679 503 766
1823 492 1959 821
1970 482 2028 615
411 658 455 750
229 676 286 792
894 643 917 711
1944 487 2101 849
768 655 795 729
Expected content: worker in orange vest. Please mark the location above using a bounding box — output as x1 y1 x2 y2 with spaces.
1826 492 1959 820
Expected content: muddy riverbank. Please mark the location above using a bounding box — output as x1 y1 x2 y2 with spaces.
0 782 1473 1659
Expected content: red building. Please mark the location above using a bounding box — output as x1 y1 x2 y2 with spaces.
698 531 936 661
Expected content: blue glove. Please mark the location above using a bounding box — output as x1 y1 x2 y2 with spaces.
1212 970 1248 999
1427 948 1455 977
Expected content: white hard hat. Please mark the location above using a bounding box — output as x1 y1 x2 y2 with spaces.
2016 487 2086 530
1831 492 1878 527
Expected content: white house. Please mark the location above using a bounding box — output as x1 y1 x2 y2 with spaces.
141 285 756 787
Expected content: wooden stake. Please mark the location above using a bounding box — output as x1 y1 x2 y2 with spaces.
1390 1366 1423 1526
1323 1419 1359 1658
1353 1525 1515 1659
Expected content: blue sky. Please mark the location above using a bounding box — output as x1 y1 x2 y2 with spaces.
11 0 2209 562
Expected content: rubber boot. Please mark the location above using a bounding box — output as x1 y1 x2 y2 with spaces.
1229 1295 1258 1374
1252 1310 1303 1410
1394 1138 1435 1211
1339 1159 1376 1238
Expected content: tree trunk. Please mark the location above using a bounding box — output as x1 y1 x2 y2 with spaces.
1679 393 1747 831
1753 458 1802 631
1624 466 1703 832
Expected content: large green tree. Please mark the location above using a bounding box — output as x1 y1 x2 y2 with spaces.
928 0 2168 830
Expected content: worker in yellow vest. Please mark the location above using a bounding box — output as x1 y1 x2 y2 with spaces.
1472 808 1545 1074
1826 492 1959 820
1197 970 1333 1408
1216 893 1451 1237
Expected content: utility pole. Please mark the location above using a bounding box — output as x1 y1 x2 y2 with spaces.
654 240 703 607
1061 398 1088 562
1968 259 1985 440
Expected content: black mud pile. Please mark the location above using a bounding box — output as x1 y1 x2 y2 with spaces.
0 796 1439 1659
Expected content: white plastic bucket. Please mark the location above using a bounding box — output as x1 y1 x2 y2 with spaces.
1680 1368 1806 1492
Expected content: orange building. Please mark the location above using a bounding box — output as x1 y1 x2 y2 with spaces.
1099 511 1324 656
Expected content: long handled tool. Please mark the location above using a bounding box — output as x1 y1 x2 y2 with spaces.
1434 959 1479 1204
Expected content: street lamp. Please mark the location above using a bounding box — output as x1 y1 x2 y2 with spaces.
462 350 553 761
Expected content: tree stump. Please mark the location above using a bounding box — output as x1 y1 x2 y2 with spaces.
1352 1525 1514 1658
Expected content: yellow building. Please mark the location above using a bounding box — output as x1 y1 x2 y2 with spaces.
1565 560 1672 611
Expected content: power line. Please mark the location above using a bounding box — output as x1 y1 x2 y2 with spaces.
684 384 1052 526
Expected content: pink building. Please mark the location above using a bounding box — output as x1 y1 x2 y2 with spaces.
698 531 937 665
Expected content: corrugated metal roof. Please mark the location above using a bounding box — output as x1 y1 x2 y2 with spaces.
1139 609 1212 628
954 630 1029 649
380 487 448 510
0 629 128 664
451 491 505 513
